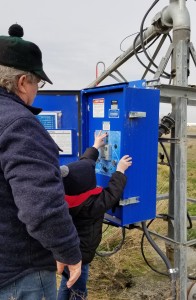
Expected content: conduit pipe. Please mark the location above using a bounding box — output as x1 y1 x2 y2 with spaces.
161 1 190 31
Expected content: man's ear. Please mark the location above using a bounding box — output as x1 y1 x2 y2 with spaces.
17 75 28 94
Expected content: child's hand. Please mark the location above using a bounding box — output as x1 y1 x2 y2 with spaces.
93 130 108 149
116 155 132 174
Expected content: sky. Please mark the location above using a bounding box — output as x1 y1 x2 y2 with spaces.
1 0 196 121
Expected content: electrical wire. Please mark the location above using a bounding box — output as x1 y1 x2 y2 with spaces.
132 31 170 79
119 30 162 54
141 219 169 276
187 212 193 230
160 141 174 176
141 217 196 281
116 1 173 81
159 141 193 230
95 226 126 257
133 32 158 76
139 0 171 78
137 34 160 53
141 221 176 300
120 32 139 52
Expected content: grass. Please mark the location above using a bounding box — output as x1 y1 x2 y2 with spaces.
87 127 196 299
188 228 196 245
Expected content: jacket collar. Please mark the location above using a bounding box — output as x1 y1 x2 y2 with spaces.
0 87 42 115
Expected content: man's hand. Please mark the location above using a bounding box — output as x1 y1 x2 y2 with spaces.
56 260 82 288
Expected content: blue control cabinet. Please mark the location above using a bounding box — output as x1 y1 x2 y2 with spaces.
34 82 160 227
81 82 160 226
33 91 81 165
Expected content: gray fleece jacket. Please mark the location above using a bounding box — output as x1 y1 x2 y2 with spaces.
0 87 81 288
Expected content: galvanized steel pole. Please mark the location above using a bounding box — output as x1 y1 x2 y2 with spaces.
164 0 190 298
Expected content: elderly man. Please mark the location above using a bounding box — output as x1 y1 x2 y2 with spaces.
0 24 81 300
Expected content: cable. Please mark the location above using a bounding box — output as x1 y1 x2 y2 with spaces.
159 140 193 230
188 276 196 280
115 4 173 82
141 215 195 281
167 33 172 43
95 226 126 257
187 212 193 230
141 219 169 276
133 32 158 76
112 1 174 83
132 31 170 79
139 0 171 78
141 221 176 299
137 34 160 53
120 32 171 80
159 141 174 176
120 32 139 52
119 30 162 54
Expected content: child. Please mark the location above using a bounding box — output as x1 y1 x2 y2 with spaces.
57 131 132 300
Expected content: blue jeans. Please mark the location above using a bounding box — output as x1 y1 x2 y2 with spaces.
0 270 57 300
57 264 89 300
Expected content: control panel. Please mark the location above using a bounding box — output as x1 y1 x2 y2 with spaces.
96 130 121 176
81 81 160 226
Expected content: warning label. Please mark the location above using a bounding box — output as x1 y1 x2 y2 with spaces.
93 98 104 118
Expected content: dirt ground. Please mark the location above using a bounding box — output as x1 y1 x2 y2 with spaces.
57 252 196 300
87 261 172 300
87 271 172 300
86 242 196 300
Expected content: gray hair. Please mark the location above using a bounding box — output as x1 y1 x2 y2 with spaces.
0 65 38 93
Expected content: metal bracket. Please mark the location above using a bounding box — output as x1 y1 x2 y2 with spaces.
169 268 178 274
119 196 140 206
129 111 146 118
159 137 180 143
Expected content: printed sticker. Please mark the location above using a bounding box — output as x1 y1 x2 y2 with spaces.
108 109 120 118
93 98 104 118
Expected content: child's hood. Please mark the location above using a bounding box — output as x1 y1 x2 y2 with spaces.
62 159 97 195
